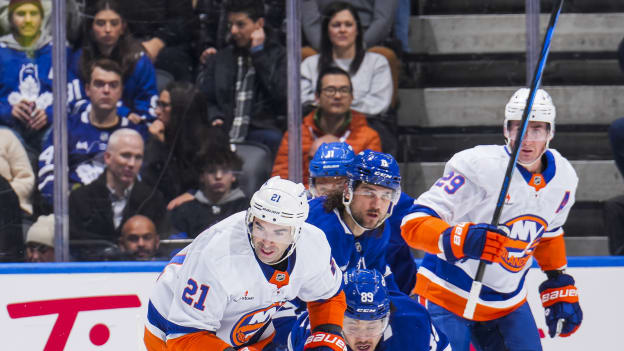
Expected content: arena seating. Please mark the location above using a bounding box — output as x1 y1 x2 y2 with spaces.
398 1 624 255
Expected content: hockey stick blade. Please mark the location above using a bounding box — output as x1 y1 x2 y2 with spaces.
463 0 565 319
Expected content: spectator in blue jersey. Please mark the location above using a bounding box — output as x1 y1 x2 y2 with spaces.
289 268 450 351
141 81 214 205
38 58 147 210
0 0 77 157
196 0 286 157
68 128 165 256
83 0 195 82
69 0 158 123
171 141 248 238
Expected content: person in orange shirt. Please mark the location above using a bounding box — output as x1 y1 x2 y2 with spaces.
271 66 381 187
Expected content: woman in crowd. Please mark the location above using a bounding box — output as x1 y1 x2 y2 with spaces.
141 81 215 205
300 1 392 118
70 0 157 123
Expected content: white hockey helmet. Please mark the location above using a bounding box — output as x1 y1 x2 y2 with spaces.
246 176 309 262
504 88 556 140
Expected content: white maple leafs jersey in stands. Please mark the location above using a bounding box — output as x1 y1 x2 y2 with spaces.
145 211 342 347
403 145 577 320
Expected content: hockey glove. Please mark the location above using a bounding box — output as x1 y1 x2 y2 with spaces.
303 331 347 351
442 222 507 264
538 272 582 338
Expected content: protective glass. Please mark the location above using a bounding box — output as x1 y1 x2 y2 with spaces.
352 189 395 202
343 316 388 338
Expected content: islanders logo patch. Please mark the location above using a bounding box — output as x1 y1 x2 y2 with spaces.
499 215 548 273
230 302 283 346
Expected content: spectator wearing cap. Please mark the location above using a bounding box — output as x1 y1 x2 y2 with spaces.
24 214 54 262
0 0 77 157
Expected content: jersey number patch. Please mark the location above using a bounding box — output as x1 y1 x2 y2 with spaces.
435 171 466 194
181 278 210 311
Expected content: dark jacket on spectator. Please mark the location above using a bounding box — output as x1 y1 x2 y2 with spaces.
196 27 287 133
171 188 248 238
69 170 165 243
141 136 200 203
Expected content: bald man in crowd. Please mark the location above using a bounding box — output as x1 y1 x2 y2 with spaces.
69 129 165 259
119 215 163 260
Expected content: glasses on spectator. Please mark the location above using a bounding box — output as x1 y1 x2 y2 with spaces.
321 86 352 97
156 100 171 109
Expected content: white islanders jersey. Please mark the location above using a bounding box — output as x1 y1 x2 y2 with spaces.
145 211 342 347
403 145 577 320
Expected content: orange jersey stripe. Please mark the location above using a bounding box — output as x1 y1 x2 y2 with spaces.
401 215 448 254
415 273 526 321
534 234 567 271
307 291 347 331
166 331 231 351
144 327 166 351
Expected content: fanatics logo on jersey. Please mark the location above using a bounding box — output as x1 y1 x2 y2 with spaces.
233 291 254 302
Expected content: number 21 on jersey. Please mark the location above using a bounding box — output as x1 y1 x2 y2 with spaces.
182 278 210 311
435 171 465 194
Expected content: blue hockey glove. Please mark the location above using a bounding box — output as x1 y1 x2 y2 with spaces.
441 222 507 264
538 272 583 337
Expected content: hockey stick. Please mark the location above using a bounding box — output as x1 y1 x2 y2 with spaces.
463 0 565 319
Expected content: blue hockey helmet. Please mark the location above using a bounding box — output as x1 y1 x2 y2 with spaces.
343 268 390 321
309 142 355 178
343 150 401 228
309 142 354 197
346 150 401 192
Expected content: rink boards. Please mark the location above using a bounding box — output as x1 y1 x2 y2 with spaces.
0 256 621 350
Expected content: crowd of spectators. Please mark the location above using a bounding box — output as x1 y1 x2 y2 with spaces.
0 0 407 262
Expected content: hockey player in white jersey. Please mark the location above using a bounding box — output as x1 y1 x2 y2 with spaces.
144 176 347 351
401 88 583 350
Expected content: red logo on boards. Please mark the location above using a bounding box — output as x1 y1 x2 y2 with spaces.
6 295 141 351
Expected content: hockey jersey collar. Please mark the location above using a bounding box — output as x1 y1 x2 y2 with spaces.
254 248 297 286
504 146 556 185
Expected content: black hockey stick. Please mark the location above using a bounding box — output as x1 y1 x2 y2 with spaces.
463 0 565 319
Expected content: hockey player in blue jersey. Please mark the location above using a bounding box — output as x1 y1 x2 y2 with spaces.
308 142 354 198
38 58 147 207
288 268 450 351
270 150 402 350
309 143 418 295
308 149 401 290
